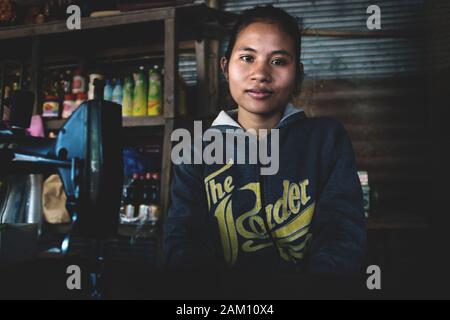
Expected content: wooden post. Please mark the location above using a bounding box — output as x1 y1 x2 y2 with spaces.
30 37 42 115
208 39 219 115
195 39 208 116
161 10 177 219
204 0 220 116
160 118 174 219
164 11 177 118
195 39 220 116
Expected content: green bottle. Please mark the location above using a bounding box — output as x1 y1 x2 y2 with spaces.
147 65 162 116
122 76 134 117
132 67 148 117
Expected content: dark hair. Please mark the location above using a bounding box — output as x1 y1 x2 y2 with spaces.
224 5 304 95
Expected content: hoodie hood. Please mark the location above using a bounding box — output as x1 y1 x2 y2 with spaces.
211 103 306 129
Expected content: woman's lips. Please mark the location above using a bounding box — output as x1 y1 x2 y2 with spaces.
246 90 273 100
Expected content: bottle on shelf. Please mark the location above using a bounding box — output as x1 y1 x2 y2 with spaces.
132 66 147 117
138 173 152 222
122 76 134 116
61 93 76 119
103 79 113 101
147 65 162 116
112 78 123 105
123 173 139 220
2 85 11 121
149 172 161 225
88 73 104 100
72 68 86 95
42 78 61 118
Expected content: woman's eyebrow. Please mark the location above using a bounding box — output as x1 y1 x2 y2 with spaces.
237 46 257 52
236 47 293 57
271 50 293 57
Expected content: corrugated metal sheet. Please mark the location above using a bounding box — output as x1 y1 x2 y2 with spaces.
178 53 197 85
425 1 450 71
221 0 424 31
216 0 426 79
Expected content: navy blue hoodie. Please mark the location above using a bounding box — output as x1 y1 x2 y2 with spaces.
164 104 366 275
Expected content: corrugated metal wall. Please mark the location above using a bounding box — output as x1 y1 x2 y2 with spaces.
219 0 426 79
179 54 197 85
425 0 450 71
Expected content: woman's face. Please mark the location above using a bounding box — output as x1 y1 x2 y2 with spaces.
222 22 297 116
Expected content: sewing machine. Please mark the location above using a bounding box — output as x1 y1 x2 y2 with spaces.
0 90 123 264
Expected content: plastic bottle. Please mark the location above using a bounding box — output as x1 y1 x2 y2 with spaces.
42 80 61 118
72 68 86 94
138 173 152 221
124 173 139 219
149 172 161 225
88 73 104 100
122 76 134 116
147 65 162 116
112 78 123 105
103 79 113 101
132 67 148 116
62 94 76 119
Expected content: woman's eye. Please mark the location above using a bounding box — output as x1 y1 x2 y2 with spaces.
240 56 254 63
272 58 286 65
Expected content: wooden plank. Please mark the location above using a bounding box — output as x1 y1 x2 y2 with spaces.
122 116 166 127
45 116 166 130
208 39 219 115
30 37 42 115
164 13 177 118
195 38 219 116
0 7 174 40
195 39 208 116
160 118 174 219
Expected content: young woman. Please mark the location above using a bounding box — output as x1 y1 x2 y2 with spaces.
164 5 366 275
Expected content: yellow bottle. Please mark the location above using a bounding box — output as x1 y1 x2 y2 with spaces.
132 67 148 117
147 65 162 116
122 76 133 117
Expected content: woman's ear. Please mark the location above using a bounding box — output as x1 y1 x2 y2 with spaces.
220 57 229 82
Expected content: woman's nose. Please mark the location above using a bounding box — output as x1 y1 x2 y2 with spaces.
250 62 271 83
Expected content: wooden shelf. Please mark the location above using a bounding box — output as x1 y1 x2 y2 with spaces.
44 115 166 130
0 4 235 41
122 115 165 127
1 3 233 220
0 8 171 41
